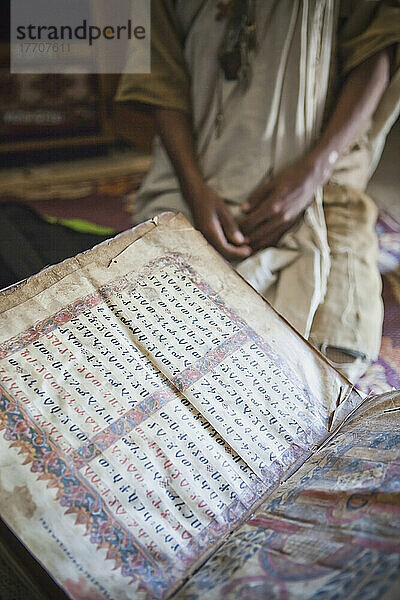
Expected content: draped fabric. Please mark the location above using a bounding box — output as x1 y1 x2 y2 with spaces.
115 0 400 361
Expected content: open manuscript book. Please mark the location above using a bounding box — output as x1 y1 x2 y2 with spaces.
0 213 398 600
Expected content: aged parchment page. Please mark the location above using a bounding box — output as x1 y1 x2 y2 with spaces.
0 214 358 599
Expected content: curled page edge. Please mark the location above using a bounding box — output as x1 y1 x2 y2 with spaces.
0 212 177 313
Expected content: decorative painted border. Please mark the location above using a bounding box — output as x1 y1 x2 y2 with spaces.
72 387 178 469
0 386 169 597
0 383 266 598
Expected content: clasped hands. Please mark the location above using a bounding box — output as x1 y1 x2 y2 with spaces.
191 160 320 261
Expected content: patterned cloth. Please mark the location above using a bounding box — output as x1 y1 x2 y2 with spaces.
358 209 400 394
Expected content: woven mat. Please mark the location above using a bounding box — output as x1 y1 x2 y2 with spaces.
0 556 36 600
0 151 151 232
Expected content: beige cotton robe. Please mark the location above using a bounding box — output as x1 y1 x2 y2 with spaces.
116 0 400 370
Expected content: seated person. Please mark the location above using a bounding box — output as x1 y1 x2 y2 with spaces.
116 0 400 382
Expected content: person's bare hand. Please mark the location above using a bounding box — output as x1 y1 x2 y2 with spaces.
240 161 319 251
190 184 252 261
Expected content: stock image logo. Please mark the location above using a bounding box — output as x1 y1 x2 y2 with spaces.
11 0 150 74
15 19 147 46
